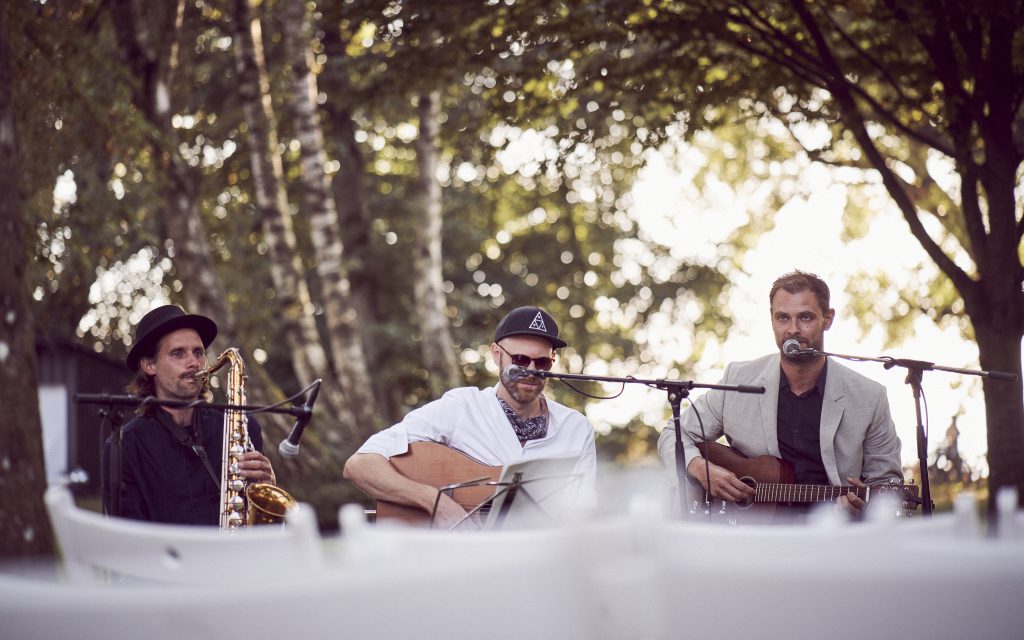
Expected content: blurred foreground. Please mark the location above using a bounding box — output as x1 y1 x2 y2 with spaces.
3 478 1022 640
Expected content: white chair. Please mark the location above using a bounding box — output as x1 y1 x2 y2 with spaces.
642 505 1024 640
44 485 322 585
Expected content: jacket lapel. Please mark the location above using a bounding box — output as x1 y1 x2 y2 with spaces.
760 357 781 458
820 359 845 485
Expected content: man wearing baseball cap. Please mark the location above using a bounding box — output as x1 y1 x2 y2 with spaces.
344 306 596 528
101 305 277 524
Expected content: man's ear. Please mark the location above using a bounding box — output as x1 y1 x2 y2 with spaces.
824 308 836 330
141 358 157 375
489 343 501 366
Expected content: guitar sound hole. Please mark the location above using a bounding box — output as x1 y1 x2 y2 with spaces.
736 476 757 509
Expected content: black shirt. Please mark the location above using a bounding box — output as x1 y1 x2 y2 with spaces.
102 407 263 525
776 363 830 485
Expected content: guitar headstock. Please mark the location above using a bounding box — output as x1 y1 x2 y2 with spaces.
874 479 922 515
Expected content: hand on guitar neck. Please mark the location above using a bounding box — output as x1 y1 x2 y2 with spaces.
838 477 868 516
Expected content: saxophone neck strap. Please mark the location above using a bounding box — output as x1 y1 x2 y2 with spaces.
154 409 221 489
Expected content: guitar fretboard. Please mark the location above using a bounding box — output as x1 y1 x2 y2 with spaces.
753 483 868 504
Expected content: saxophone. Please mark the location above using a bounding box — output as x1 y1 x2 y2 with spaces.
194 348 298 528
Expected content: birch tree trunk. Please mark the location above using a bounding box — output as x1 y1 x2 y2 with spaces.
278 1 378 441
413 91 459 397
318 31 393 422
232 0 352 442
0 3 53 556
108 0 235 346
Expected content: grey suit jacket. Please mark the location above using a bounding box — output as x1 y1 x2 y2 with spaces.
658 353 903 486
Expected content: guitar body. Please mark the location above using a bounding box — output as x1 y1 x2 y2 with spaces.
376 442 501 526
696 441 792 522
694 441 920 523
698 441 795 485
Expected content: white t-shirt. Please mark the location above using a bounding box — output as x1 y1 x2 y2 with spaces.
357 385 597 504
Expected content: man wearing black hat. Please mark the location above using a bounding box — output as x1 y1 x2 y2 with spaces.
344 306 596 528
102 305 277 525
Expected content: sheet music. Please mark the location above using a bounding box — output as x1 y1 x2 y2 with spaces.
483 455 584 530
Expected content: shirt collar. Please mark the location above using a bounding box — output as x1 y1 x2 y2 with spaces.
780 359 828 396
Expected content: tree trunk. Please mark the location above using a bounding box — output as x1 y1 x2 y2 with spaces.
973 322 1024 508
318 31 393 423
0 3 53 556
413 91 459 397
108 0 235 343
333 107 393 421
790 2 1024 510
232 0 349 436
278 0 378 442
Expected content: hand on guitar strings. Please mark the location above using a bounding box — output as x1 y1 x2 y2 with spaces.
687 457 755 503
432 492 481 531
838 477 867 517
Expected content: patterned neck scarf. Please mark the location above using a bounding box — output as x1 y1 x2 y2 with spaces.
497 396 548 443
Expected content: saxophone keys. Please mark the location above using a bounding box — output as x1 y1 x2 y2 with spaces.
228 478 245 492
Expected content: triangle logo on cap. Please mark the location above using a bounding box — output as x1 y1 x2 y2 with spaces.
529 311 548 333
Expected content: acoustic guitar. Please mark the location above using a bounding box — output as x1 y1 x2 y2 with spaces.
693 441 921 522
375 442 501 526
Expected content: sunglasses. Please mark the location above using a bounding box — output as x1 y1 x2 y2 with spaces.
496 343 555 371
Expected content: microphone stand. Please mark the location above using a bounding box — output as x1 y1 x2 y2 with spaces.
514 369 765 518
77 393 316 518
793 349 1017 517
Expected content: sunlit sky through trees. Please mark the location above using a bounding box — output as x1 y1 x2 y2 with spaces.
586 145 1013 477
56 124 1015 478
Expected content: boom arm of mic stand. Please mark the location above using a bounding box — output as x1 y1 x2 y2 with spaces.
76 393 315 419
79 387 320 516
521 370 764 518
807 350 1016 518
524 369 766 394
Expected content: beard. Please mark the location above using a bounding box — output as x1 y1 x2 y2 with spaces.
782 350 816 363
780 335 825 362
160 373 202 400
499 370 546 405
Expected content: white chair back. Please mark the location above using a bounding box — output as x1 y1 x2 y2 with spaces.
44 485 322 585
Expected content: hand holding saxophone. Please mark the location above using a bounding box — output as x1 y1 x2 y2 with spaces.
236 451 276 485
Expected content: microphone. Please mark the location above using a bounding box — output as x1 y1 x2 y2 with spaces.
505 364 546 381
278 379 322 458
782 339 802 356
782 339 818 357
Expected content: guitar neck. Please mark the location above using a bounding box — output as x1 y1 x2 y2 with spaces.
752 483 867 504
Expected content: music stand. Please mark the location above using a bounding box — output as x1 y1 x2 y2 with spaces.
432 455 584 531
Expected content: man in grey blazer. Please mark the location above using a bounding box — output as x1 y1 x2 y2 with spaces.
658 271 903 517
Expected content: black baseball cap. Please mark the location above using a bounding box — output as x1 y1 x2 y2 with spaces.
126 305 218 372
494 306 567 349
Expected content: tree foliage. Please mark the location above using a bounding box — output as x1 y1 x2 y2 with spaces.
9 0 1022 552
477 0 1024 506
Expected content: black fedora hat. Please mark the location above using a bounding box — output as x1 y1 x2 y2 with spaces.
494 306 567 349
126 305 218 372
